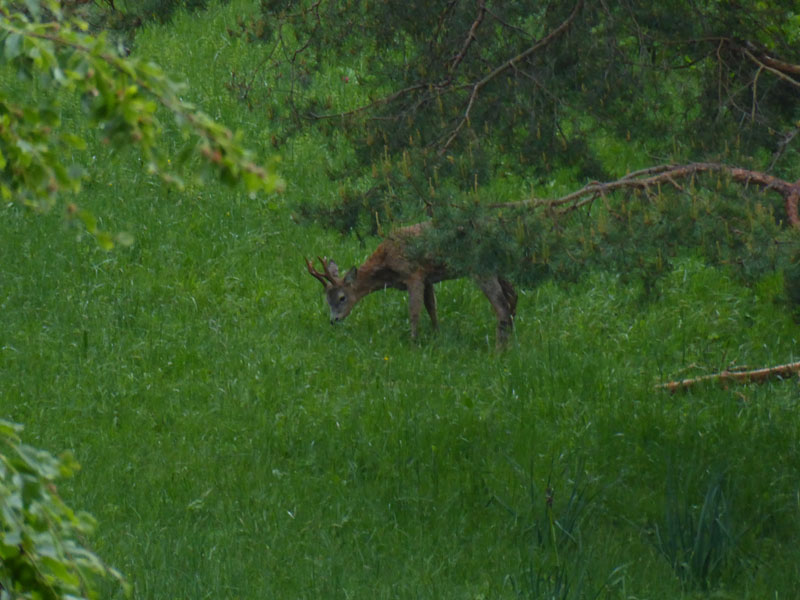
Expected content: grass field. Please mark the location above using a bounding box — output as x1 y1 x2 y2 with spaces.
2 2 800 598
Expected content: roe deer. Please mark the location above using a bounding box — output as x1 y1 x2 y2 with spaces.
305 222 517 349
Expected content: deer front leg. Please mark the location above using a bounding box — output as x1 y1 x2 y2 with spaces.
424 281 439 330
407 277 425 340
475 276 515 350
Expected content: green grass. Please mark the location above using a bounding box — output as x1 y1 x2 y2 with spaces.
2 2 800 598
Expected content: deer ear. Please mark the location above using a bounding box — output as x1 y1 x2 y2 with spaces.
344 267 358 284
327 260 340 278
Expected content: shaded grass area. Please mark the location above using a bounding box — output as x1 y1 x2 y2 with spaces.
2 2 800 597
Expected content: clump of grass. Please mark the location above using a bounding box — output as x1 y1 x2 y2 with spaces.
489 458 600 600
655 465 741 590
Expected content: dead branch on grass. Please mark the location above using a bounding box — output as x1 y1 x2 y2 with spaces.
658 360 800 392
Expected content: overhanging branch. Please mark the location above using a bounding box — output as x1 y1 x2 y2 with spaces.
741 40 800 85
491 162 800 228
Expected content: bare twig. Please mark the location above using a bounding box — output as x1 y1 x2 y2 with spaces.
658 360 800 392
769 126 800 171
439 0 584 153
742 40 800 77
743 48 800 89
308 83 429 120
449 0 486 73
484 5 534 39
431 1 460 56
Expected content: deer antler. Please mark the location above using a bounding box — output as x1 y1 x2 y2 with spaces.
305 256 338 287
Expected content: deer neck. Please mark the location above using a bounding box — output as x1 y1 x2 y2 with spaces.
352 264 388 298
352 251 403 297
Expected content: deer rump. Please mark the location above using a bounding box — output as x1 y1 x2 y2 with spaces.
306 223 516 349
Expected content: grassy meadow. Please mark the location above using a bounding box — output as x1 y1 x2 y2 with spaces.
2 2 800 598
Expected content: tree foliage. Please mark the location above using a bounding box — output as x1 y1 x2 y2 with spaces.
0 0 282 247
231 0 800 292
0 420 129 599
230 0 800 170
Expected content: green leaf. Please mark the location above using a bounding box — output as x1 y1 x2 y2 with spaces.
57 451 80 478
4 33 23 60
78 209 97 233
16 443 60 479
0 541 22 559
114 231 135 247
52 66 67 85
40 555 81 587
2 530 22 549
0 420 23 438
24 0 43 21
62 132 87 150
95 231 114 250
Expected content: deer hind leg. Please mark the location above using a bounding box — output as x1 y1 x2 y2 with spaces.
424 281 439 330
407 277 426 340
475 276 515 349
498 277 517 319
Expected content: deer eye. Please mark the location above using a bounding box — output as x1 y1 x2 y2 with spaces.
338 294 347 304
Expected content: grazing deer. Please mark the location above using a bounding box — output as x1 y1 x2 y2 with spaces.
305 222 517 349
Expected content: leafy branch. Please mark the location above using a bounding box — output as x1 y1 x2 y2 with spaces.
0 0 283 247
0 420 130 599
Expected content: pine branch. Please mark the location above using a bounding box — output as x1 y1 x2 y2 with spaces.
439 0 584 153
741 40 800 81
491 162 800 227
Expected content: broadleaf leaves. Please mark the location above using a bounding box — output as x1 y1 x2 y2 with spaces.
0 0 283 248
0 419 130 599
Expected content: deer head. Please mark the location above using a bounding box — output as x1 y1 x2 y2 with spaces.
305 256 359 323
